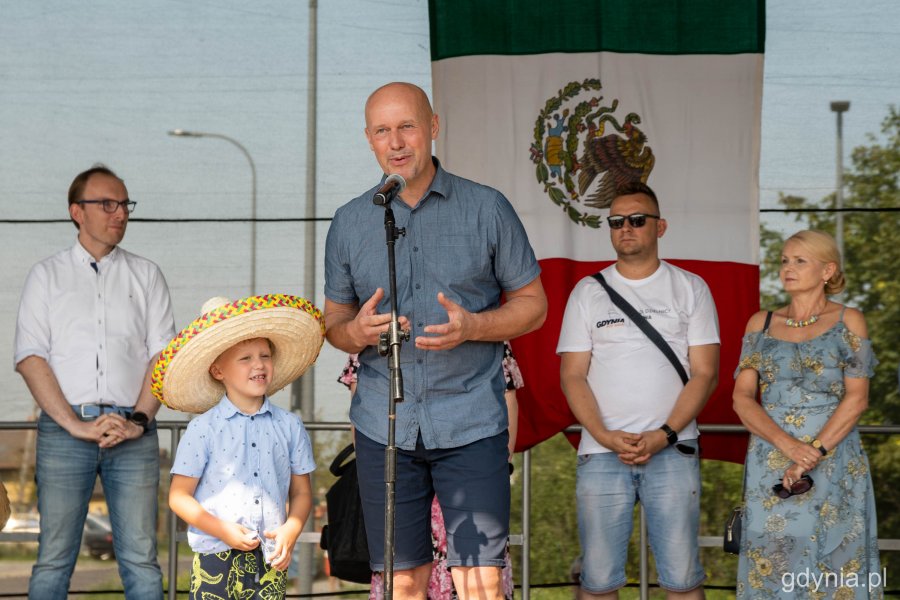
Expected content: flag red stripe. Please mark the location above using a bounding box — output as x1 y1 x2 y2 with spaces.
512 258 757 464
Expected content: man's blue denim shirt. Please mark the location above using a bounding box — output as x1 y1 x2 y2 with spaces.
324 160 541 450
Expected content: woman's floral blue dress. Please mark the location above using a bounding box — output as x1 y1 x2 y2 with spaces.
735 313 882 599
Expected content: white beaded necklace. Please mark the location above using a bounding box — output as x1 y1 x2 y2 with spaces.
785 314 819 328
785 301 826 328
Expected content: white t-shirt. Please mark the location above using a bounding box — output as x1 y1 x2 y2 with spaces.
556 261 719 455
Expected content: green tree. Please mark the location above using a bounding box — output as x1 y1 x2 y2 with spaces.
759 105 900 577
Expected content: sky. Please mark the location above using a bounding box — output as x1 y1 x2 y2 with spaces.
1 0 899 423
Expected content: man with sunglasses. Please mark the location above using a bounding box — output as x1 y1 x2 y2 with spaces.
557 181 720 600
14 165 175 599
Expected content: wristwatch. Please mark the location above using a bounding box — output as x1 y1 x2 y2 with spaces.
660 424 678 446
129 411 149 434
811 439 828 456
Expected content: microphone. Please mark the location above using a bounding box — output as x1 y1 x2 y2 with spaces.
372 174 407 206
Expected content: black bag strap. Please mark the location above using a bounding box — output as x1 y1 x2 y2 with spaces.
329 443 356 477
591 272 689 386
763 310 773 332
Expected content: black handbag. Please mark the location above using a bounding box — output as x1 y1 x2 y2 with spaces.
319 444 372 583
723 506 742 554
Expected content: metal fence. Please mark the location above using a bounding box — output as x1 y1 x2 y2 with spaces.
1 420 897 599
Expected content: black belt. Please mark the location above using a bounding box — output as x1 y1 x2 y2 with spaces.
76 403 133 419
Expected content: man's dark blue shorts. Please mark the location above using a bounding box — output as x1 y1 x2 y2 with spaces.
355 430 510 571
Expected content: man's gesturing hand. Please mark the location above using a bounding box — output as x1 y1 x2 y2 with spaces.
349 288 410 348
416 292 473 351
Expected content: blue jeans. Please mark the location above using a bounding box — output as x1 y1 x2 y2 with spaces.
29 411 163 599
575 440 705 593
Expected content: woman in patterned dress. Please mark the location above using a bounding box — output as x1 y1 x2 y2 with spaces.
733 230 881 599
338 341 522 600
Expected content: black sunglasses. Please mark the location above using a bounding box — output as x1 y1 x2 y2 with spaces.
772 474 814 499
606 213 660 229
77 199 137 214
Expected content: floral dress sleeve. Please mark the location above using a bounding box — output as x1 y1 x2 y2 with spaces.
337 353 360 389
502 341 525 391
840 328 878 378
733 330 765 379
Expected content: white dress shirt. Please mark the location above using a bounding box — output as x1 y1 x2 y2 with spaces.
14 240 175 408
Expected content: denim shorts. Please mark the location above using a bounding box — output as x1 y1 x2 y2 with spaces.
354 430 510 571
575 440 705 593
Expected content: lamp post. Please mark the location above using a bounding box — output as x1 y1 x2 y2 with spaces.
169 129 258 295
830 101 850 267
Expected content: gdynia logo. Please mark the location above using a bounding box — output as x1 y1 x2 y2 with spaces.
530 78 655 228
595 318 625 329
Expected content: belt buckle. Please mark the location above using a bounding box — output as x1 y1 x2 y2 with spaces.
79 403 117 419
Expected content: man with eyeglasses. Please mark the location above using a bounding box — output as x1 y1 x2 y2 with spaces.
557 181 719 600
14 165 174 599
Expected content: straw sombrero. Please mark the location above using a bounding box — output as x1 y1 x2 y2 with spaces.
151 294 325 413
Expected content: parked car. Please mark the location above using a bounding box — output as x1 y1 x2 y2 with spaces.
4 511 114 560
82 512 114 560
3 512 39 535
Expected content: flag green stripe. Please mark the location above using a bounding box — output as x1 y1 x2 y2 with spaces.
429 0 765 60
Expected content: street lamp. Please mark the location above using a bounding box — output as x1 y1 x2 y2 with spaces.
830 101 850 269
168 129 258 295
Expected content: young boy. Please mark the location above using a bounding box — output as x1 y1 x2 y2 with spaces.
151 295 325 599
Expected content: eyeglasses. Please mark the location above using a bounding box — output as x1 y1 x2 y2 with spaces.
77 199 137 214
606 213 659 229
772 474 814 499
607 213 660 229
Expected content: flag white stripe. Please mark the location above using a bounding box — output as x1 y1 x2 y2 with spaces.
433 52 762 264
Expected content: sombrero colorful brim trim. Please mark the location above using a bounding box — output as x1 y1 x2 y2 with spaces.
151 294 325 414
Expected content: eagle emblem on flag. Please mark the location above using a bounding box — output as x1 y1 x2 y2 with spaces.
530 79 655 228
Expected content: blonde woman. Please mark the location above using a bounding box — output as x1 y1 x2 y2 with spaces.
733 230 881 598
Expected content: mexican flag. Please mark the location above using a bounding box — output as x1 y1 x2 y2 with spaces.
429 0 764 463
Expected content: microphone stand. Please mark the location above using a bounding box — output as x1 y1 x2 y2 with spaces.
375 191 409 600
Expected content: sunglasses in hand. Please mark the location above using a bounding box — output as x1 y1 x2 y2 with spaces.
772 474 814 499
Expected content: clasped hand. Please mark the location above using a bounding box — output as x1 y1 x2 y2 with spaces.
781 462 810 489
603 429 669 465
784 441 820 472
75 413 140 448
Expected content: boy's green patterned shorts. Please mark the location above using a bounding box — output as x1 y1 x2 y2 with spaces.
190 548 287 599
